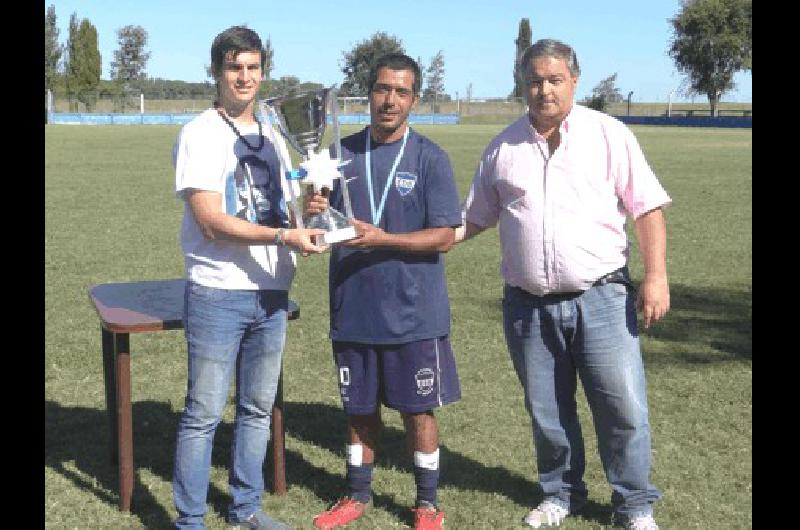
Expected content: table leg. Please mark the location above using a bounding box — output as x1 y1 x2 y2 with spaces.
102 327 118 465
115 333 134 512
271 371 286 495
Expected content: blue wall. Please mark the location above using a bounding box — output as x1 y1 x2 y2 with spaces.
49 113 197 125
615 115 752 128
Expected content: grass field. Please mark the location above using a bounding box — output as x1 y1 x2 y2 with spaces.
45 122 752 529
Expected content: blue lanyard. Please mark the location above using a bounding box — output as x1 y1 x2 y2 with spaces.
365 126 409 225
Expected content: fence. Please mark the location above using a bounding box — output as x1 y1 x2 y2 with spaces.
47 91 752 118
46 90 752 129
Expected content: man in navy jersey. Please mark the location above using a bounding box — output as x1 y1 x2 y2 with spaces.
307 53 462 530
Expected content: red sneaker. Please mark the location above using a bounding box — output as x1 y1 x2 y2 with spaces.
412 505 445 530
313 498 367 529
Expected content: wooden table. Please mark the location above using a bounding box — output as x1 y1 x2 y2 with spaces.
88 278 297 512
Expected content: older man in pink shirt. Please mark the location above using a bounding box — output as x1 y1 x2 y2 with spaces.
456 39 670 530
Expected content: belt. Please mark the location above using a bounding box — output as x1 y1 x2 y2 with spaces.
592 267 635 290
505 267 635 299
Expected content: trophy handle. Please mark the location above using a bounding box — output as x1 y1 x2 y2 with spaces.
329 87 342 162
259 101 306 231
328 89 355 221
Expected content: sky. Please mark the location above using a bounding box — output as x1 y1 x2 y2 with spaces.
47 0 752 104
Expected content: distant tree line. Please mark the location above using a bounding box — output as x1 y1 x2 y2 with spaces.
45 4 326 113
46 6 153 112
47 75 327 102
338 32 450 109
48 76 217 100
46 9 453 114
46 6 751 118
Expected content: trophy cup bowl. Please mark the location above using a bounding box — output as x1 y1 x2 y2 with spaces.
265 88 356 245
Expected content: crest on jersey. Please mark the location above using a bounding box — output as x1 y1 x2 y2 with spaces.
395 172 417 196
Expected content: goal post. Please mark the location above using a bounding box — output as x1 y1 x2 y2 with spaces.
337 96 369 114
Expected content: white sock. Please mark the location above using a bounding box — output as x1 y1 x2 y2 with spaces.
414 448 440 470
346 443 363 467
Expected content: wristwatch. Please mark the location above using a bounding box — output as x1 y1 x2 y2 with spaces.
274 228 287 246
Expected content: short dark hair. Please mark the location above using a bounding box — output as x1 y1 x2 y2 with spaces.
516 38 580 86
210 25 266 78
368 53 421 96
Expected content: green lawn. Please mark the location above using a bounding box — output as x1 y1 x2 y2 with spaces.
45 123 751 529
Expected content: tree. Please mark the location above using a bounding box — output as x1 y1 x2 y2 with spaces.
339 32 404 96
668 0 752 117
45 5 63 93
269 76 300 97
64 13 101 112
64 12 78 110
111 25 151 111
422 50 446 112
593 73 624 103
580 74 625 113
262 36 274 81
512 18 532 98
259 75 323 99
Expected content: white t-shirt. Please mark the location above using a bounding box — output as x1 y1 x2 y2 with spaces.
173 108 299 290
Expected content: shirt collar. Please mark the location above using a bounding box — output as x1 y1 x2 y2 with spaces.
528 103 575 143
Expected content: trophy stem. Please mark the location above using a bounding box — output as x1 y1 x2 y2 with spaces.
320 189 334 227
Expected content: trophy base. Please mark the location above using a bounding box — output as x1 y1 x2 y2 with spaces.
319 225 357 245
305 206 357 246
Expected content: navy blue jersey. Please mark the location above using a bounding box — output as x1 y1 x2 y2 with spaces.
327 127 462 344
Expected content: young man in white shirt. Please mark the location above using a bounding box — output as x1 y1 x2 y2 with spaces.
172 25 324 530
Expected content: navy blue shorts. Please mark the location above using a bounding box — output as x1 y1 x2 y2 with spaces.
332 336 462 415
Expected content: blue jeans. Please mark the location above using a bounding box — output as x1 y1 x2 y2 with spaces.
502 281 661 518
173 282 288 529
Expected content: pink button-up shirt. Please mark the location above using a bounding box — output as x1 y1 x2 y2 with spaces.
463 104 671 295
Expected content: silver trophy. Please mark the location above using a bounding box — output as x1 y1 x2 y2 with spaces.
259 87 356 245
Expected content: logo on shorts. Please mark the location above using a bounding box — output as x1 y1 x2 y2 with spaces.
339 367 350 386
395 172 417 196
415 368 435 396
339 367 350 399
